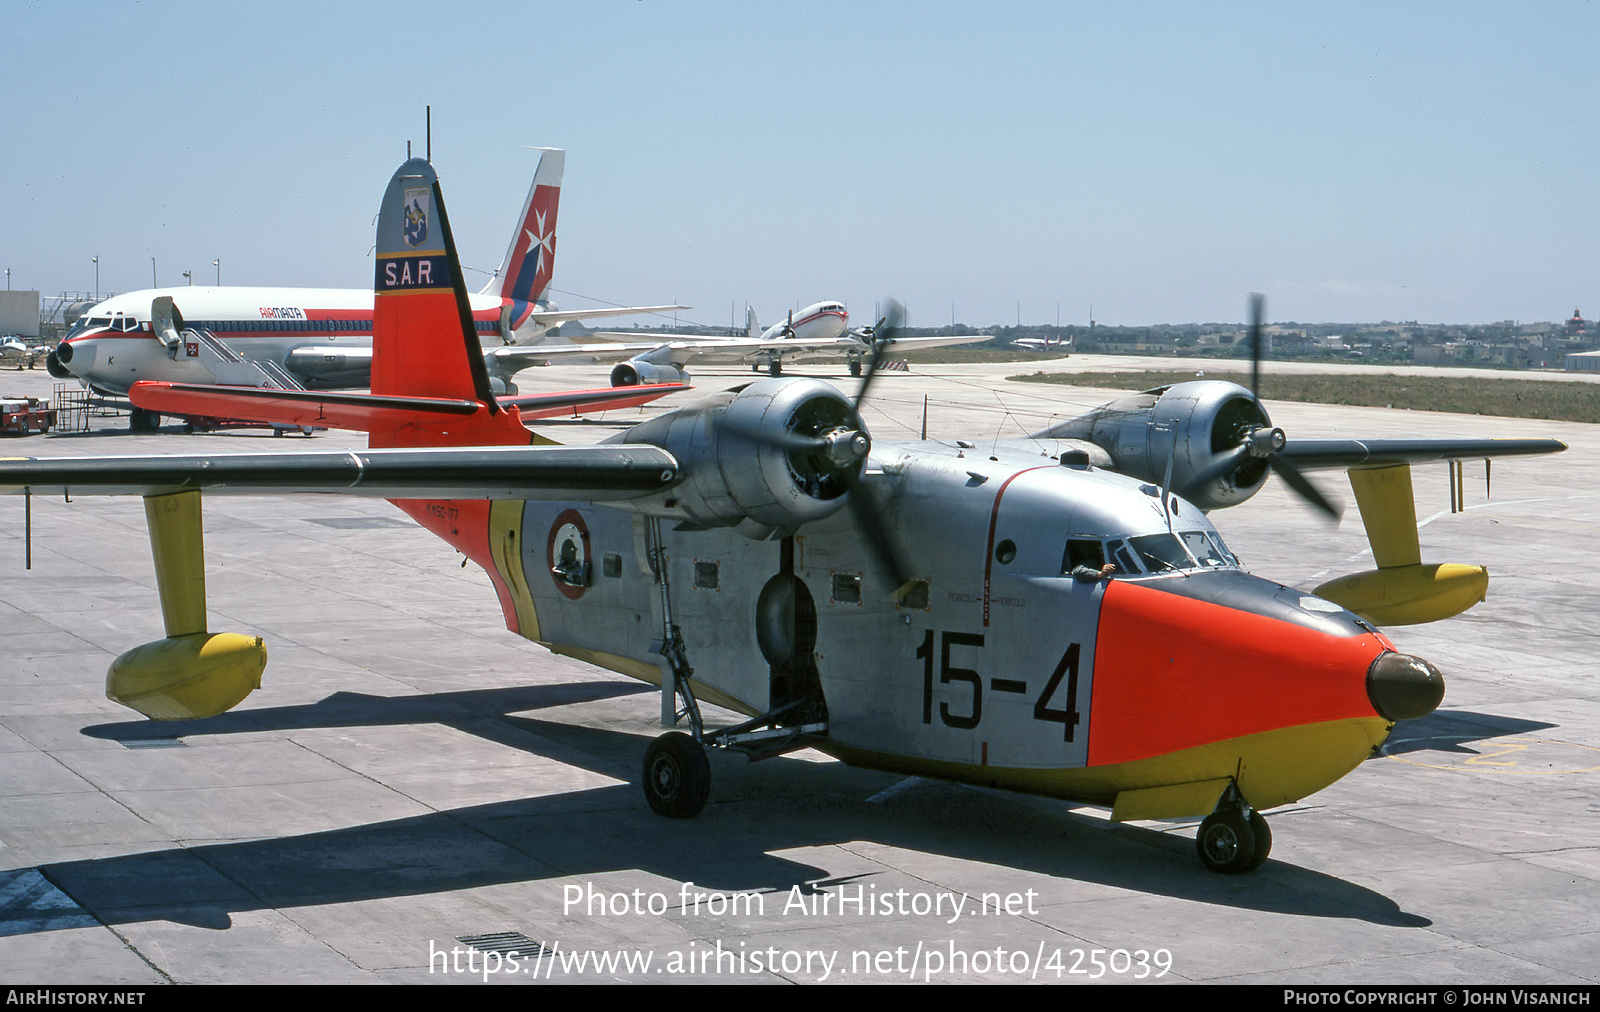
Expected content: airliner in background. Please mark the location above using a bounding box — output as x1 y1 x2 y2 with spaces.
50 149 687 426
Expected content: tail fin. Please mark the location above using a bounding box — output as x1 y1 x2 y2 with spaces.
746 305 759 338
370 158 531 449
485 148 564 311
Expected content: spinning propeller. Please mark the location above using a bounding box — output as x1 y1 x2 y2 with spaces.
1191 295 1342 520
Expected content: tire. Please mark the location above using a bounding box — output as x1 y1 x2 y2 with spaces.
849 361 863 377
1244 810 1272 871
1196 809 1259 874
642 732 710 818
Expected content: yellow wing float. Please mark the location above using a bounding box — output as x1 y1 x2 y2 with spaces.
1279 439 1563 625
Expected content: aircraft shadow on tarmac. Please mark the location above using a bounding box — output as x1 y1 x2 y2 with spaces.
1372 709 1558 758
27 682 1498 935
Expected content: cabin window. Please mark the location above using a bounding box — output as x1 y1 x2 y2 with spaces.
694 561 719 590
603 553 622 578
896 580 930 610
831 572 861 604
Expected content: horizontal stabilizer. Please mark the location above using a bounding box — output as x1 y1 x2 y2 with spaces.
499 384 691 416
130 381 687 432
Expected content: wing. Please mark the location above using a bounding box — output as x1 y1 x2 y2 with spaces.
1280 436 1567 469
527 305 687 327
484 341 680 371
0 443 680 500
871 334 992 353
588 333 863 362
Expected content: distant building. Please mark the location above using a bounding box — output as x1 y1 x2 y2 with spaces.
1563 350 1600 372
0 291 40 338
1563 308 1591 340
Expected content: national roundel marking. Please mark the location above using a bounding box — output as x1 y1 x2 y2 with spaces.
546 509 591 600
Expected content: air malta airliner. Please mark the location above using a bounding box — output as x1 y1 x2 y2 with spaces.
50 149 685 425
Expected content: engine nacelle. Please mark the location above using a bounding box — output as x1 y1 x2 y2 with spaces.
611 357 689 387
612 378 863 534
46 349 74 378
1039 380 1272 510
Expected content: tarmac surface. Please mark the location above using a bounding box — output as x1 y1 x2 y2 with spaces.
0 358 1596 984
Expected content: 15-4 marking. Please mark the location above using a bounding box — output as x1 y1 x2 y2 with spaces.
917 631 1082 739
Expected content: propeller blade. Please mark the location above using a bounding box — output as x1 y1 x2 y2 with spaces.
1188 443 1253 492
845 469 912 591
1268 454 1343 520
854 298 902 410
1249 292 1265 402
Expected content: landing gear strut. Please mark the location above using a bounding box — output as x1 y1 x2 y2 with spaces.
1195 785 1271 873
638 522 828 820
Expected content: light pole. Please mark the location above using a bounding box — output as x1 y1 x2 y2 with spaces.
183 271 192 286
151 257 157 288
213 259 220 285
92 257 99 300
4 268 10 291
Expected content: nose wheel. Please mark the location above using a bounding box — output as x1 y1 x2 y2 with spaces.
642 731 710 818
1196 797 1272 873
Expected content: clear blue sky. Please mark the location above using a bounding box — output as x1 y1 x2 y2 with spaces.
6 1 1597 327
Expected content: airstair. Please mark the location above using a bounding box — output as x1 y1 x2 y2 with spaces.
183 329 306 390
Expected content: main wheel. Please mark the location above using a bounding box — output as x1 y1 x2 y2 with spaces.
1196 809 1261 874
642 731 710 818
849 361 863 377
768 360 782 376
1244 810 1272 871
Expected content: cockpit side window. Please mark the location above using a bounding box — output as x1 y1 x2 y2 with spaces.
1062 539 1106 574
1106 538 1141 575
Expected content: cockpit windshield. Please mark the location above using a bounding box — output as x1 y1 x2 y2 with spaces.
67 316 112 339
1063 529 1238 578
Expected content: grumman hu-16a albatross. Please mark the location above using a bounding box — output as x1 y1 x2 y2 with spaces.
47 148 686 426
1 159 1565 874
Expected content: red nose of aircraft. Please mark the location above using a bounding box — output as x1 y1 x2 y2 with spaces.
1085 575 1442 809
